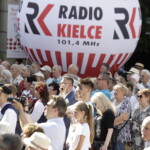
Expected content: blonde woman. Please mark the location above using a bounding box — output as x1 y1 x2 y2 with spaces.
91 92 115 150
113 84 131 150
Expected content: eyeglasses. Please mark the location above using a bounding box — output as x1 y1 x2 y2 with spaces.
97 78 105 81
137 95 143 99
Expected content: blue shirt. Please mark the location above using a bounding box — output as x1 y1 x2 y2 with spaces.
91 89 111 100
51 76 62 84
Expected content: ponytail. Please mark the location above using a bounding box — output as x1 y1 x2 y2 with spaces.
87 104 94 144
75 102 94 144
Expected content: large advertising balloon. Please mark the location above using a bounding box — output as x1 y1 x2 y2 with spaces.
18 0 142 77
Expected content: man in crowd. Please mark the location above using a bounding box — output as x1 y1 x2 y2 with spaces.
140 69 150 89
31 62 41 74
126 67 139 82
10 64 23 86
92 72 111 100
34 72 45 82
19 65 34 92
13 95 67 150
1 61 10 70
60 76 77 106
100 63 110 74
40 65 52 85
52 65 62 84
67 64 80 80
0 85 18 134
21 65 34 79
78 77 95 114
48 82 60 96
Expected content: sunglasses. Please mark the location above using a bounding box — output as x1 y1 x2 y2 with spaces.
137 95 143 99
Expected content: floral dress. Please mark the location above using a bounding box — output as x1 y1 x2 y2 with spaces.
131 105 150 150
114 98 131 143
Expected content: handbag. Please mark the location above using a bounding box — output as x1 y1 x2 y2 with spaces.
111 119 129 149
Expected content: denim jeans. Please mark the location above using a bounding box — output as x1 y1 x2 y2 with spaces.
115 141 125 150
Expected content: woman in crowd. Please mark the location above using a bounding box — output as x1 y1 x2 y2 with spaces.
91 92 115 150
131 88 150 150
67 101 94 150
113 84 131 150
0 70 12 84
28 82 49 123
113 71 126 85
22 77 32 97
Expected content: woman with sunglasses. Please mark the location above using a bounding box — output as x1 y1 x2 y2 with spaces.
131 88 150 150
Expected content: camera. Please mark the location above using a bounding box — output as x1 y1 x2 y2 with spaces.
7 96 26 106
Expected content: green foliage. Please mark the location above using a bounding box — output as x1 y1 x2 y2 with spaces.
136 0 150 53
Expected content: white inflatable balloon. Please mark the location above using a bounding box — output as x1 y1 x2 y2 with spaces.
18 0 142 77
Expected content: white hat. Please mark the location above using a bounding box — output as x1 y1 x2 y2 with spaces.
0 122 12 134
127 67 139 75
34 72 44 78
23 132 52 150
40 65 51 72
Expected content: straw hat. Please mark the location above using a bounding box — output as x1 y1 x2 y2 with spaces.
135 62 144 68
23 132 52 150
127 67 139 75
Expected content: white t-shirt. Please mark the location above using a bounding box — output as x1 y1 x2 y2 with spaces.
69 123 91 150
38 117 66 150
12 75 23 85
30 100 45 122
127 95 138 111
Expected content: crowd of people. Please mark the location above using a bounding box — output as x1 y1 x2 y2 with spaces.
0 59 150 150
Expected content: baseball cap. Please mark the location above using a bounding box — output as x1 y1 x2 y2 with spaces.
40 65 51 72
34 72 44 78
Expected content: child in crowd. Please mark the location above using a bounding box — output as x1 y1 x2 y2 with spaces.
67 101 94 150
